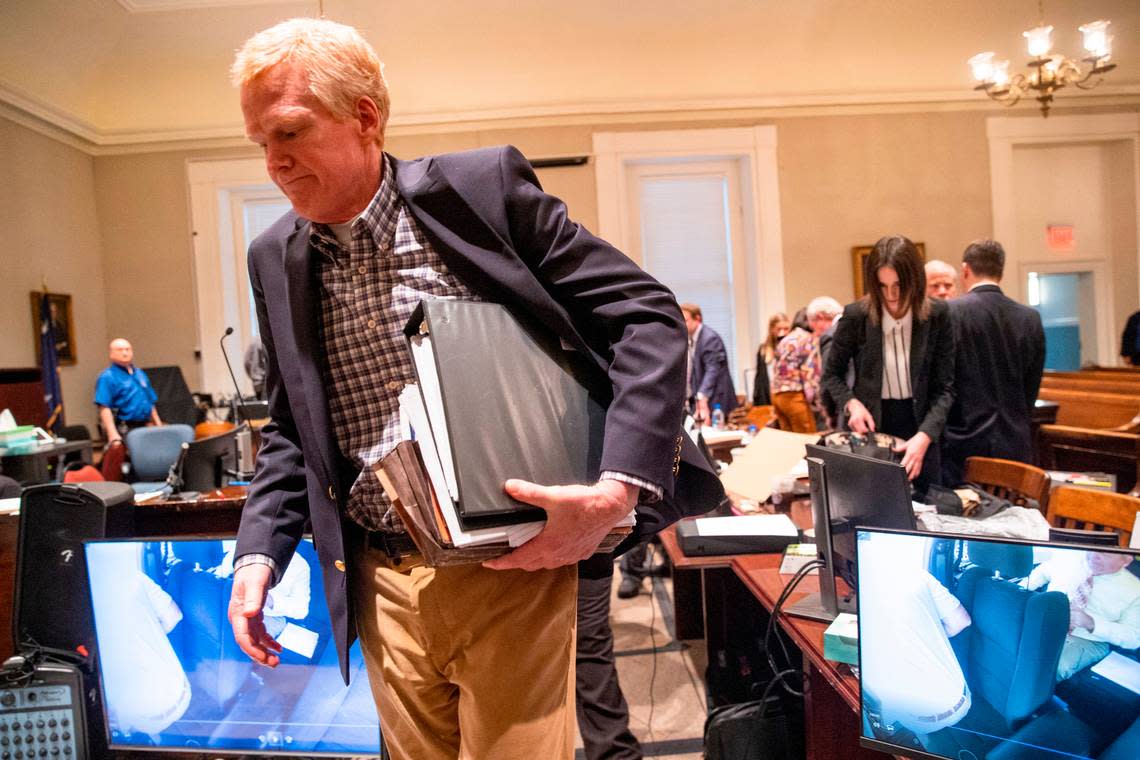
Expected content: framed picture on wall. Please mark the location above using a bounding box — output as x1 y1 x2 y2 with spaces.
851 242 926 299
30 291 77 365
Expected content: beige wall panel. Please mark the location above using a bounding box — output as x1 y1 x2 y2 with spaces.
776 110 994 313
1107 140 1139 340
0 118 107 434
93 146 254 398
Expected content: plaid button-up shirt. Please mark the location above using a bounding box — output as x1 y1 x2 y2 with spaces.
312 154 478 532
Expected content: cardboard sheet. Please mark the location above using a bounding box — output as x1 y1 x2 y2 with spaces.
719 427 819 502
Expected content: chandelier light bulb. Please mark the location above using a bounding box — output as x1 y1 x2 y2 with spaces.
1023 24 1054 58
1079 20 1111 58
969 52 996 82
966 12 1116 116
991 60 1012 88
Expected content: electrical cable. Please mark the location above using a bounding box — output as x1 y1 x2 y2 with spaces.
644 542 659 756
764 559 826 698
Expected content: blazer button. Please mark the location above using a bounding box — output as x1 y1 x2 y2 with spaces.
334 560 346 572
327 485 336 501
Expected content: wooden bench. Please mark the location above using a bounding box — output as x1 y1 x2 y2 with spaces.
1035 387 1140 431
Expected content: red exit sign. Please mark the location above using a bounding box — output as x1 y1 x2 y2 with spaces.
1047 224 1075 251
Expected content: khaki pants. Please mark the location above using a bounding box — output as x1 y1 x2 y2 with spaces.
352 546 578 760
772 391 817 433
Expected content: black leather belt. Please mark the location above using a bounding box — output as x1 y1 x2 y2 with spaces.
365 530 419 562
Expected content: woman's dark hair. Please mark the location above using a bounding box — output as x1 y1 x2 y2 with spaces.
864 235 929 325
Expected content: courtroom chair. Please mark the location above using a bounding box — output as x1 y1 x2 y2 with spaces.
728 403 775 430
925 541 1069 760
100 439 127 482
964 456 1052 513
1045 486 1140 547
124 424 194 494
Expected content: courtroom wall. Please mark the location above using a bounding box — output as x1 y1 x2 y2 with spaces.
0 118 107 433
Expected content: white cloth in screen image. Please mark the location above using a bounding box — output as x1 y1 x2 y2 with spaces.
88 544 191 736
860 535 971 735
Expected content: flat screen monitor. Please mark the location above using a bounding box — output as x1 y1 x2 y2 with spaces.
178 425 242 492
856 528 1140 760
785 444 915 621
84 537 380 756
1049 526 1122 547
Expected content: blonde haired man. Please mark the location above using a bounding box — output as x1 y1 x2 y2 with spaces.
226 18 721 760
925 259 958 300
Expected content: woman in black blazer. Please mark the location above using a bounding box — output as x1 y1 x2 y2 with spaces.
821 235 954 486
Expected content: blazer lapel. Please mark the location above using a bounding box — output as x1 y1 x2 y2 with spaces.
393 155 602 366
283 223 337 486
909 314 930 397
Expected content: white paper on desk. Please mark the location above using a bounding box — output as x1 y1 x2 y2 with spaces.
787 459 809 479
695 514 798 538
1091 651 1140 695
701 428 747 446
133 490 166 503
409 334 458 502
277 622 319 659
0 497 19 516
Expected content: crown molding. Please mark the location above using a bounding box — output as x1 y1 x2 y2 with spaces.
115 0 291 12
3 80 1139 156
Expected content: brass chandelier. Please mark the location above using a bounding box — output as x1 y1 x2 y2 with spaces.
968 2 1116 117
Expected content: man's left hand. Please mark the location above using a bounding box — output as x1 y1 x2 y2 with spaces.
483 479 637 571
1070 606 1094 633
893 431 931 481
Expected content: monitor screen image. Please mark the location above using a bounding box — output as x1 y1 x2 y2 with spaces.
84 538 380 756
856 528 1140 760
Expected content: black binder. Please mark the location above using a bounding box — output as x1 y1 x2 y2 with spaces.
404 300 609 530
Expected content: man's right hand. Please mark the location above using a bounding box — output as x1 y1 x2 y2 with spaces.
846 398 876 434
228 563 281 667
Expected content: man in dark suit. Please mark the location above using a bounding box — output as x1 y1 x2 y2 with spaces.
225 18 721 760
941 239 1046 486
682 303 738 423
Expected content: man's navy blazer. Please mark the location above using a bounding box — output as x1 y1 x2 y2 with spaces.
690 325 739 415
236 145 724 680
941 284 1045 485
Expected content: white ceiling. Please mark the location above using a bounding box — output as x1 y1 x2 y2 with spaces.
1 0 1138 150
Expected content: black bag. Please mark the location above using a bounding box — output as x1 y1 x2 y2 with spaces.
703 686 803 760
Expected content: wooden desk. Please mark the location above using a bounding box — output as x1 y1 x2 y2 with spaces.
732 553 882 760
132 487 246 536
1 439 93 484
658 523 733 641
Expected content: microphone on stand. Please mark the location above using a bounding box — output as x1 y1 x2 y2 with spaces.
220 327 256 479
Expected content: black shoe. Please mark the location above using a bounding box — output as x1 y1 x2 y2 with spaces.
617 576 643 599
647 561 670 578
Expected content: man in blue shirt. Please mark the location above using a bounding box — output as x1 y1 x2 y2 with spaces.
94 338 162 443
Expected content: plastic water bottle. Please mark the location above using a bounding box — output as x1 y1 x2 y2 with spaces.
711 403 725 430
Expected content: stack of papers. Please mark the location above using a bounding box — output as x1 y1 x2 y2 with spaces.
375 438 632 566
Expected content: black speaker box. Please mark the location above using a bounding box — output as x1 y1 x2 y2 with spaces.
13 482 134 655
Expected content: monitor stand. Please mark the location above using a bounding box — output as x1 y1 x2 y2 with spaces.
784 592 837 623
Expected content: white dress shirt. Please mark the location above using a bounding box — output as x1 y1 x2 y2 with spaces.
881 309 913 400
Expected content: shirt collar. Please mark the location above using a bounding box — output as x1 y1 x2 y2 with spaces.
969 280 1001 292
310 153 399 263
881 308 912 332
